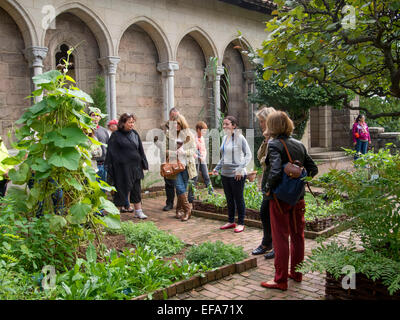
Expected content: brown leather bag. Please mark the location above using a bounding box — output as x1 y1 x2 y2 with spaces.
280 139 304 179
160 160 185 178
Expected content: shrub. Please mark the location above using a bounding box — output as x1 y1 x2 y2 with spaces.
185 241 248 269
299 147 400 295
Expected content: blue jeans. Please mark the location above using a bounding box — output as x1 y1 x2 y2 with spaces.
175 169 189 196
97 163 107 182
354 139 368 160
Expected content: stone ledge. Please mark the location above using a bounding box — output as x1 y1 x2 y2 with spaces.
131 256 257 300
141 190 166 199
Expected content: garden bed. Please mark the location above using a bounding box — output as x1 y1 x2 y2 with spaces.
192 199 350 239
325 272 400 300
132 256 257 300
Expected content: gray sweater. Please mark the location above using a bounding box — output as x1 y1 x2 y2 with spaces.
214 133 252 178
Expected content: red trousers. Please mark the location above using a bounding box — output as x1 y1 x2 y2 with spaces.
269 198 306 284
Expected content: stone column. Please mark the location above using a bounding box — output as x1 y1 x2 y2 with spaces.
98 56 120 120
24 46 48 102
157 61 179 121
244 70 256 129
206 65 224 128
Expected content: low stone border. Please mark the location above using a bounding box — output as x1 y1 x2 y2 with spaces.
132 256 257 300
141 190 166 199
192 209 350 240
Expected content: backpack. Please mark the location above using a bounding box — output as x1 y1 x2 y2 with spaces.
272 139 307 206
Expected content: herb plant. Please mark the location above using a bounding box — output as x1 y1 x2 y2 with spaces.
185 241 248 269
120 221 185 257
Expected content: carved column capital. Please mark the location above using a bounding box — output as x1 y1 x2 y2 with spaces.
98 56 121 75
24 46 48 68
157 61 179 76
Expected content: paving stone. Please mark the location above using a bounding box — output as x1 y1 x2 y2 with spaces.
131 195 348 301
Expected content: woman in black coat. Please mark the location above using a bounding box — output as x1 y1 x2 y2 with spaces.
106 113 148 219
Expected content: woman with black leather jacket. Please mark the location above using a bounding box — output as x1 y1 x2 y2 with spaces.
251 107 276 259
260 111 318 291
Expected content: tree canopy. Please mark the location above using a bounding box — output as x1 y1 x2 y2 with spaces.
259 0 400 119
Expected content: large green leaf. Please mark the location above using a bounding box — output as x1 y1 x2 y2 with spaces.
60 127 88 146
86 242 97 263
49 215 67 231
66 176 83 191
82 165 97 182
31 158 51 172
99 197 120 215
48 147 80 170
8 163 30 185
100 214 121 230
42 127 88 148
68 203 92 225
32 70 62 85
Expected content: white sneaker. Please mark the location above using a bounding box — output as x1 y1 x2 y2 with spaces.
134 211 147 219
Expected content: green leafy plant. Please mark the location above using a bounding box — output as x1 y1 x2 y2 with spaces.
304 193 343 222
1 47 120 261
120 221 185 257
90 76 107 127
299 147 400 295
54 244 207 300
185 240 248 269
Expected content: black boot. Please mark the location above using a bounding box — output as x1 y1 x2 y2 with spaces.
163 203 174 211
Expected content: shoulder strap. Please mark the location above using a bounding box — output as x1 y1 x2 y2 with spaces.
279 139 293 163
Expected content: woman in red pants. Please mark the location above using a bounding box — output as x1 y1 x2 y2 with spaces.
260 111 318 291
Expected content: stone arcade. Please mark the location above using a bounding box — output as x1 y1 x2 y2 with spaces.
0 0 356 159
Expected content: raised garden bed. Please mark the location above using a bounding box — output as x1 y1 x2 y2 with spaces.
141 186 166 199
132 256 257 300
192 199 350 239
325 272 400 300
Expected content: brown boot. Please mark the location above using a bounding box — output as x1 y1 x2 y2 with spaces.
180 193 192 222
175 194 184 219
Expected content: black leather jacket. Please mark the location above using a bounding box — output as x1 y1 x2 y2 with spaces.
261 135 318 201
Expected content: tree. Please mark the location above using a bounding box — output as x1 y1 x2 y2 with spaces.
250 65 340 139
90 76 107 127
259 0 400 119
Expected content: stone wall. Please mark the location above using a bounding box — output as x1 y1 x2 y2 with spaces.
117 24 163 136
175 35 208 129
43 13 101 94
369 127 400 153
0 7 31 145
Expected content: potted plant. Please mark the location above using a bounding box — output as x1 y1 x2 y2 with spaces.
298 147 400 299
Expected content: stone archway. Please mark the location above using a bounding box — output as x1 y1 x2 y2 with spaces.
43 12 102 94
222 42 248 128
0 6 31 146
175 35 208 129
117 23 163 138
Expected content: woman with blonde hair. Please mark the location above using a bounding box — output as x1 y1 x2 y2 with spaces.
251 106 277 259
167 114 197 221
260 111 318 291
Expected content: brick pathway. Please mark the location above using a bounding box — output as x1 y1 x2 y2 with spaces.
123 195 352 300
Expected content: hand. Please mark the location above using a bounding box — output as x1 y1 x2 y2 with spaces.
212 169 218 176
353 142 357 146
235 173 243 181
